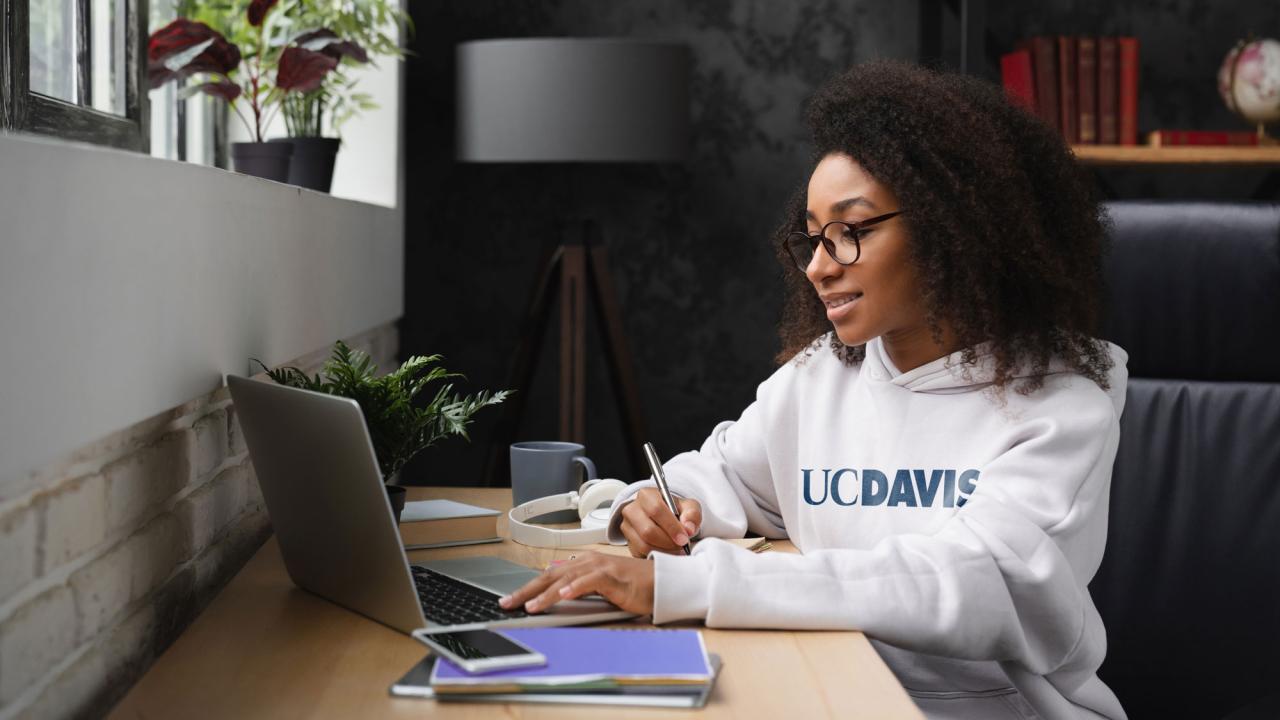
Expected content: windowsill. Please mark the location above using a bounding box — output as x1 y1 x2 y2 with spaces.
3 130 401 212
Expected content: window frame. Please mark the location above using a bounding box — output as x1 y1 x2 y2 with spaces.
2 0 149 152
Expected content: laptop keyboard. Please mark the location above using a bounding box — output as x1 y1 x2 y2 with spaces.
411 566 530 626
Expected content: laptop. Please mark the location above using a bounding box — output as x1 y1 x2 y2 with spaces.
225 374 636 634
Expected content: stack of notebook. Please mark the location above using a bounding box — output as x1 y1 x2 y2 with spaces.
391 628 721 708
398 499 500 549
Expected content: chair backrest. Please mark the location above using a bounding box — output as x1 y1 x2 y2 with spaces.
1092 200 1280 720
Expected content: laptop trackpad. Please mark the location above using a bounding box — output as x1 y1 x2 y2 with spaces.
414 556 537 594
469 571 538 595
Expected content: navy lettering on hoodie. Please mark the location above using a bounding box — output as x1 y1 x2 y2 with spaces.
914 469 944 506
888 470 918 507
802 468 980 508
956 469 980 508
861 469 889 506
801 468 828 505
830 469 858 506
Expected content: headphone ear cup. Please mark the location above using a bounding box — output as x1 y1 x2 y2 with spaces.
576 478 627 521
580 507 613 531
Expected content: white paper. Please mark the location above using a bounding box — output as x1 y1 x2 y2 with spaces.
400 499 501 523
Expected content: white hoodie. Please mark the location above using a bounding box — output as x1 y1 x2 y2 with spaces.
606 334 1129 720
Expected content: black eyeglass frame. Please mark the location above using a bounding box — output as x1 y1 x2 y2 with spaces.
784 211 903 271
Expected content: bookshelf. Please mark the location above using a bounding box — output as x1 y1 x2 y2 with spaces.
1072 145 1280 167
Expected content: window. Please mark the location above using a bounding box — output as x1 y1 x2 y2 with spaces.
145 0 223 165
2 0 148 151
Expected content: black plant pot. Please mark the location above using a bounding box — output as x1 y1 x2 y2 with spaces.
231 141 293 182
386 484 407 523
269 137 340 192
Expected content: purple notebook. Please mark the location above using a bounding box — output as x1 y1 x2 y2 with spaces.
430 628 712 685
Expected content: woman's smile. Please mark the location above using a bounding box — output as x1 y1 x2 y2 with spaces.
822 291 863 320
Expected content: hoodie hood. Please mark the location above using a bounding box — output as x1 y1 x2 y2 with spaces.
864 335 1129 409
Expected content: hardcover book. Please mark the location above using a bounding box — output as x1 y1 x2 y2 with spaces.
1147 130 1259 146
1118 37 1140 146
1057 36 1079 143
399 499 500 549
1021 37 1060 133
1001 49 1037 114
1077 37 1098 144
1098 37 1119 144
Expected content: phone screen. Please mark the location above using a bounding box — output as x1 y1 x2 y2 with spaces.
426 630 532 660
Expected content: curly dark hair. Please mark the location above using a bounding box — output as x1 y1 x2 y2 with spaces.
774 60 1113 394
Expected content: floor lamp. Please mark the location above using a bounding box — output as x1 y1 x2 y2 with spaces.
455 38 690 486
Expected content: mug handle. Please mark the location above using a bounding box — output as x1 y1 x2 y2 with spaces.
571 456 597 486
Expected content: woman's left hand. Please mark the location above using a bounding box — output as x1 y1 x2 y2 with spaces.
498 551 655 615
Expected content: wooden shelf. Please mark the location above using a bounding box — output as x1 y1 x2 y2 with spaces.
1072 145 1280 167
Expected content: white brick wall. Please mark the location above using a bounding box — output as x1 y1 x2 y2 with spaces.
0 508 37 606
38 475 107 574
0 586 76 705
0 322 398 720
178 464 248 553
226 407 248 457
103 431 191 535
15 646 104 720
191 410 229 483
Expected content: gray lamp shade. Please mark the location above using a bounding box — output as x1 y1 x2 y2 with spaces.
456 38 690 163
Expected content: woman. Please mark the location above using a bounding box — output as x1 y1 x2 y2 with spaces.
501 60 1128 720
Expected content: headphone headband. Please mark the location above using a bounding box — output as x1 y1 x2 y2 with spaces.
507 478 628 548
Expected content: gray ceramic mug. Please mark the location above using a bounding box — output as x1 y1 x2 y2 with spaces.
510 441 598 523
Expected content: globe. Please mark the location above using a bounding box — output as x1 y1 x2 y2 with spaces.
1218 38 1280 127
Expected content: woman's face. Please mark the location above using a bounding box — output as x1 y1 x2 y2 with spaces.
803 152 931 353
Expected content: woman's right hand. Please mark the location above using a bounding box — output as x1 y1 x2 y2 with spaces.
618 488 702 558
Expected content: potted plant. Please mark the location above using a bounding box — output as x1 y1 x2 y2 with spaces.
147 0 359 182
267 0 414 192
268 30 370 191
253 341 510 520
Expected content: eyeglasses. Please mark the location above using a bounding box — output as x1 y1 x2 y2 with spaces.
784 211 903 272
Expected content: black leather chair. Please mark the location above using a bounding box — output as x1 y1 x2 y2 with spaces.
1091 201 1280 720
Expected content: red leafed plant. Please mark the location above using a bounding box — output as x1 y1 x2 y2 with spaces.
278 28 372 138
276 47 339 94
147 0 360 144
148 19 240 90
245 0 275 27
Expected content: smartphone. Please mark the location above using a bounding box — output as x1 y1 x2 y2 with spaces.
389 655 436 698
411 628 547 674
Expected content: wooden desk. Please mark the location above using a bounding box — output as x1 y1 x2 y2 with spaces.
109 488 923 719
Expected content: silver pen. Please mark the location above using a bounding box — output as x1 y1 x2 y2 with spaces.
642 442 691 555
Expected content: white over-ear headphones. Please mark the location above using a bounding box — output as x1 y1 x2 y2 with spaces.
508 478 628 548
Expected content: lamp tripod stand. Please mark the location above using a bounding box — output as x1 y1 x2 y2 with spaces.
483 220 650 487
456 38 688 486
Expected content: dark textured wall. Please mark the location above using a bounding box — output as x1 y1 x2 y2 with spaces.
400 1 919 486
400 1 1277 488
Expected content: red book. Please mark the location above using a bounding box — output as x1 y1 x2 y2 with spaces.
1098 37 1119 144
1057 36 1078 143
1118 37 1140 146
1147 130 1259 146
1077 37 1098 144
1023 37 1060 133
1001 49 1036 114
